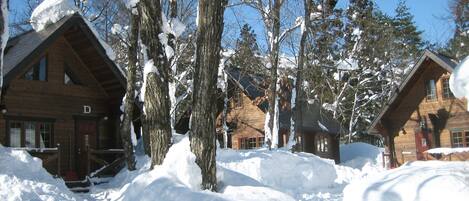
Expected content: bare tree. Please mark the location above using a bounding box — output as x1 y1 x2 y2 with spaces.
1 0 8 99
190 0 227 191
139 0 172 167
118 3 139 171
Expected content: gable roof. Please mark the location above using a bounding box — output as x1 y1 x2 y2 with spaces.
368 50 458 134
3 13 126 95
226 67 342 135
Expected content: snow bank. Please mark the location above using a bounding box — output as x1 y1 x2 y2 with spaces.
91 136 295 201
0 145 79 201
450 56 469 110
217 149 338 193
343 161 469 201
426 147 469 155
340 142 384 170
30 0 78 31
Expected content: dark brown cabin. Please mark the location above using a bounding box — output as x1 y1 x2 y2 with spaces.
368 50 467 166
0 14 130 180
216 68 341 163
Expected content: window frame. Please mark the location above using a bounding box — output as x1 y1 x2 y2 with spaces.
63 63 82 85
315 133 329 153
442 78 454 99
451 129 469 148
239 137 264 149
425 79 437 101
23 55 48 82
6 117 55 148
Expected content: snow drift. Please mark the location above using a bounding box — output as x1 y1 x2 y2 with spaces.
0 145 79 201
450 56 469 110
91 136 373 201
343 161 469 201
30 0 78 31
217 148 339 194
90 136 296 201
340 142 384 170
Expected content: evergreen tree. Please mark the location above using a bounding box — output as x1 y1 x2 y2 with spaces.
231 24 264 75
445 0 468 60
392 0 423 72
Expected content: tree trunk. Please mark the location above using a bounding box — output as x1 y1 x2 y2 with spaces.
291 0 312 151
190 0 226 191
139 0 172 167
0 0 8 99
119 6 140 171
266 0 282 149
168 0 178 134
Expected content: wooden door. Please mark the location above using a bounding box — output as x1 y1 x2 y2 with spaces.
75 119 97 179
415 130 432 160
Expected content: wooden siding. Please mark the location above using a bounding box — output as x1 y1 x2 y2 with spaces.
0 36 122 177
224 92 266 149
391 64 469 164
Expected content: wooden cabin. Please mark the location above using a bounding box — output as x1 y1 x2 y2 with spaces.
368 50 467 166
0 14 129 180
217 68 341 163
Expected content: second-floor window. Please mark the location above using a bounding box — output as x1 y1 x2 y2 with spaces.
24 56 47 81
442 78 454 99
426 79 437 101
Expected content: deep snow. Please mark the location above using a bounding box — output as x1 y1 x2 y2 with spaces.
87 139 386 201
343 161 469 201
0 145 79 201
1 139 469 201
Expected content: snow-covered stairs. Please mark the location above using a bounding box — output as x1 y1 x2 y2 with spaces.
66 179 91 193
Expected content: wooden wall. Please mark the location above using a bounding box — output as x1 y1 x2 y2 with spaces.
224 92 266 149
0 36 122 176
393 64 469 164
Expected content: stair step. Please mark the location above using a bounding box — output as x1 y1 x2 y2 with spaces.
66 179 91 193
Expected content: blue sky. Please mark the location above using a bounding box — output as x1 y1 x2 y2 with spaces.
10 0 454 46
369 0 454 45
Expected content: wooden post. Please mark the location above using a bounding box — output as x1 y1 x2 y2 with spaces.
86 137 90 176
57 143 61 177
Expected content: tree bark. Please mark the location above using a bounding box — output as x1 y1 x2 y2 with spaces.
292 0 311 151
139 0 172 167
119 5 140 171
0 0 8 99
266 0 282 149
190 0 226 191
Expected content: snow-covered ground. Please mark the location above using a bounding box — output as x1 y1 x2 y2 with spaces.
85 137 382 201
1 139 469 201
0 145 79 201
343 161 469 201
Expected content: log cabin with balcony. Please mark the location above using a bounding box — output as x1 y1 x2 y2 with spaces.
368 50 469 166
0 14 134 181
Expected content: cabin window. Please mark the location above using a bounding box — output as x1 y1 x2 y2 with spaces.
451 130 469 148
239 137 263 149
442 78 454 99
23 56 47 81
64 64 81 85
315 134 329 153
8 120 54 148
425 80 437 101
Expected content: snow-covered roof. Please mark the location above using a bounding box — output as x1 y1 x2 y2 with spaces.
3 13 126 88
